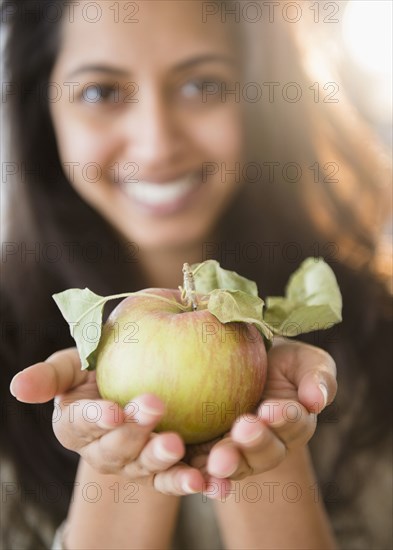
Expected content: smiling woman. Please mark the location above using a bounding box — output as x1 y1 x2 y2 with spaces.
0 1 392 550
48 1 244 252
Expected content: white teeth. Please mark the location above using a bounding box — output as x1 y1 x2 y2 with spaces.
123 174 199 207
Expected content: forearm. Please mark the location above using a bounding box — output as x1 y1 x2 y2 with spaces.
213 446 337 550
64 458 180 550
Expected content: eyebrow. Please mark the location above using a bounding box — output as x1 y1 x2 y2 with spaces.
66 54 236 79
173 54 237 71
66 65 130 79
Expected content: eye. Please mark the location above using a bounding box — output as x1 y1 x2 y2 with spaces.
179 79 222 101
81 83 119 104
181 80 205 98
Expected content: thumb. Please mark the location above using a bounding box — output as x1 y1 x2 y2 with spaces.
10 347 87 403
297 368 337 414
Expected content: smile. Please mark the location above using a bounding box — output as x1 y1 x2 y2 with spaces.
122 172 202 215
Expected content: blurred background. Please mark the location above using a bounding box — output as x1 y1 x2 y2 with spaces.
338 0 392 267
330 0 392 146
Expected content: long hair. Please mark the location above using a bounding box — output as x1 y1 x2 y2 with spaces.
1 0 391 525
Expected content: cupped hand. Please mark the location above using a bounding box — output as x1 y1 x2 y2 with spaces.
189 337 337 489
9 348 231 498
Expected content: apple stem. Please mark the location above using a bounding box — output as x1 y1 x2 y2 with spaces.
182 263 198 311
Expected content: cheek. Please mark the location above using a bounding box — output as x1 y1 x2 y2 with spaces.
187 107 244 161
51 108 118 187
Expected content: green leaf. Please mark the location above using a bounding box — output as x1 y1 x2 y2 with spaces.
191 260 258 296
53 288 107 370
52 258 342 372
264 258 342 336
53 288 184 370
208 289 273 342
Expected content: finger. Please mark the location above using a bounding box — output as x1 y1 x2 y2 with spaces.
63 394 165 453
53 398 126 451
205 438 242 479
98 431 184 476
10 347 86 403
258 400 317 449
273 340 337 413
297 368 337 414
153 464 206 496
211 418 286 480
132 432 185 473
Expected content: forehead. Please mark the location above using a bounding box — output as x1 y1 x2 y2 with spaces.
56 1 234 72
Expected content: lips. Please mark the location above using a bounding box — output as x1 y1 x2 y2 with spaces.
122 172 202 214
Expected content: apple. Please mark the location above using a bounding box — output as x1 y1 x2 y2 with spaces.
95 288 267 444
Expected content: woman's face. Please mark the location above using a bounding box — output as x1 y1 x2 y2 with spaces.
50 0 244 250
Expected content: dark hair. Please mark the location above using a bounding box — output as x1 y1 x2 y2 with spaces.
0 0 148 523
1 0 391 527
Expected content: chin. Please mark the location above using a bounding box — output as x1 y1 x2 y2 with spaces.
123 219 214 252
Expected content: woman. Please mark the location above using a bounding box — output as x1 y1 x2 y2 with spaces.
1 1 391 548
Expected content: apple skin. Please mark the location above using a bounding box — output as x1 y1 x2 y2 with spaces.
95 289 267 444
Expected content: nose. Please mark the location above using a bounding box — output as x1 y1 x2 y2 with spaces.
122 87 184 176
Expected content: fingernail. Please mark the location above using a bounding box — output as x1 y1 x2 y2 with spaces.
131 401 163 426
139 401 164 416
211 463 238 478
9 372 22 398
182 480 200 494
319 383 328 408
235 423 264 445
268 417 286 428
9 381 17 398
258 404 285 427
155 440 180 463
